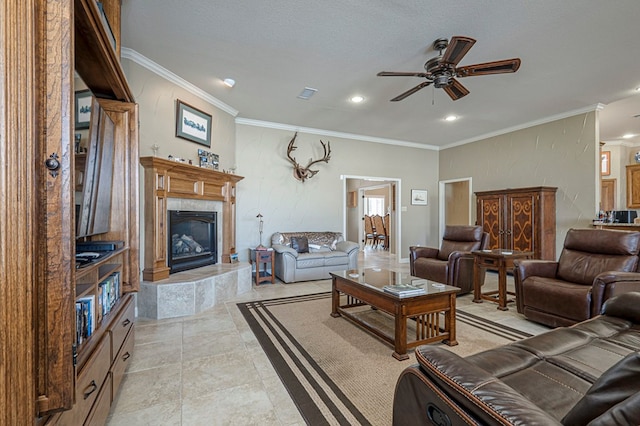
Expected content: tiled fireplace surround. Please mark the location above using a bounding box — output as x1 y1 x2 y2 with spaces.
137 157 251 319
138 198 252 319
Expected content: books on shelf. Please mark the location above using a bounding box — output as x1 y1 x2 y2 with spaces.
383 284 427 297
76 271 121 347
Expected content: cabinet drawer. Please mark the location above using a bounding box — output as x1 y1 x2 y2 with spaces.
110 296 134 361
55 335 110 425
111 326 134 400
83 373 112 426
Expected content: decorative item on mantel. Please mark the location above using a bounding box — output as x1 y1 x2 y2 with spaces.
198 148 219 170
256 213 266 250
286 132 331 182
635 151 640 163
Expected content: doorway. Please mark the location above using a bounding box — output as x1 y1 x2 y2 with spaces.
438 177 473 241
342 175 401 261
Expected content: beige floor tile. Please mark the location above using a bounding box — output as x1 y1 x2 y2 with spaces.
181 383 280 426
128 340 183 373
181 352 256 400
106 401 182 426
111 365 182 415
134 321 184 346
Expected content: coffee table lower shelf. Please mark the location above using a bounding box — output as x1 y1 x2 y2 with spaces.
330 273 459 361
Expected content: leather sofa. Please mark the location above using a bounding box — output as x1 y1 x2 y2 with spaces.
514 228 640 328
271 231 359 283
392 292 640 426
409 225 489 295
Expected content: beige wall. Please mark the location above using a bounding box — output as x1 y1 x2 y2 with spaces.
440 111 599 258
235 125 439 260
124 60 236 167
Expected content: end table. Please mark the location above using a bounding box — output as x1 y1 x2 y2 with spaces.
250 248 275 285
472 249 533 310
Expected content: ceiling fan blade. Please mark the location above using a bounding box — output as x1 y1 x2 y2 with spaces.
390 81 432 101
443 78 469 101
377 71 428 77
456 58 521 77
441 36 476 66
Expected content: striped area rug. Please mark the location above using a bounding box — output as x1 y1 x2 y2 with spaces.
238 292 532 425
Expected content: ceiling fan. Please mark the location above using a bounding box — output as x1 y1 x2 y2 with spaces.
377 36 521 101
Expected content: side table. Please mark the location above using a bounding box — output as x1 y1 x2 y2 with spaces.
472 249 533 310
249 248 275 285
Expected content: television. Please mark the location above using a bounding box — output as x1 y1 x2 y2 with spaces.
76 97 115 238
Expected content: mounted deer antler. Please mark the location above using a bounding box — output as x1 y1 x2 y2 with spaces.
286 132 331 182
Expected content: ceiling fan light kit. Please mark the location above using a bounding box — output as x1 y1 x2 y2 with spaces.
377 36 521 101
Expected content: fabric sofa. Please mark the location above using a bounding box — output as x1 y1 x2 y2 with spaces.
271 231 359 283
392 292 640 426
514 228 640 327
409 225 488 295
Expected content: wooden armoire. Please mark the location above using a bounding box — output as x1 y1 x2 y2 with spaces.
475 187 557 260
2 1 138 424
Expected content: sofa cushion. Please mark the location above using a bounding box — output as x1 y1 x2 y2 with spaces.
522 276 592 322
557 249 638 286
413 258 448 284
562 351 640 426
291 236 309 253
323 251 349 266
295 253 326 269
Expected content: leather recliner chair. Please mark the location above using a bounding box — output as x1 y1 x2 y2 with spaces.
409 225 489 295
514 227 640 328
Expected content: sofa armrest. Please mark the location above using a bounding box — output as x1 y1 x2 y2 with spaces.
335 240 358 255
449 252 482 294
398 346 562 425
271 244 298 257
513 260 559 313
409 246 439 275
599 290 640 322
591 273 640 317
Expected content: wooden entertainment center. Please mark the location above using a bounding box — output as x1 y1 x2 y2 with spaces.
1 1 138 423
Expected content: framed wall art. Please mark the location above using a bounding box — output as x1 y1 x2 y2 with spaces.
411 189 428 205
74 90 92 129
175 99 212 147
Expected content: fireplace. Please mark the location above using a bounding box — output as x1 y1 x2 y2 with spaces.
168 210 217 273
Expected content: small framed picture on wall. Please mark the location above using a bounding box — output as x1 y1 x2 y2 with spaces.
175 99 212 147
411 189 428 205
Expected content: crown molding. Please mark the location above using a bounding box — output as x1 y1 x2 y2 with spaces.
234 118 439 150
120 47 239 117
441 104 606 150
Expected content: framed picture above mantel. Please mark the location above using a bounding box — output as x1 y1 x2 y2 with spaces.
175 99 212 147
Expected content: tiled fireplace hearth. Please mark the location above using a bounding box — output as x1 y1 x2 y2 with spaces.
138 157 251 319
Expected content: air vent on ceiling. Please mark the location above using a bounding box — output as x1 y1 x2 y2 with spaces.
297 87 318 100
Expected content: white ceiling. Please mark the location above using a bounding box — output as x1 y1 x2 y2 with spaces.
121 0 640 149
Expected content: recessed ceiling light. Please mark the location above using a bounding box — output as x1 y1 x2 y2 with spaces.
222 78 235 88
444 115 458 122
623 133 635 139
350 95 364 103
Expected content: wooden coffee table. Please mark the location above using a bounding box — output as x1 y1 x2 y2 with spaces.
330 269 460 360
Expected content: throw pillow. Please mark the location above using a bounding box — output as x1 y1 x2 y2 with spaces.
290 236 309 253
561 351 640 425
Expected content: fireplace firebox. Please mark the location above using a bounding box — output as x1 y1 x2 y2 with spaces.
168 210 217 273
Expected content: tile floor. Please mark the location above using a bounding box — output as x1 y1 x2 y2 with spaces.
106 248 549 425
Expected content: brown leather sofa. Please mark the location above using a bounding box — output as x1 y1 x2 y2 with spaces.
514 228 640 328
409 225 488 295
392 292 640 425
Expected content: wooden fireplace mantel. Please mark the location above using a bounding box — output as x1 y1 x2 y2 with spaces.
140 156 244 281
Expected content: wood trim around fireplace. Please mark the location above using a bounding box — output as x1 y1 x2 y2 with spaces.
140 156 244 281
